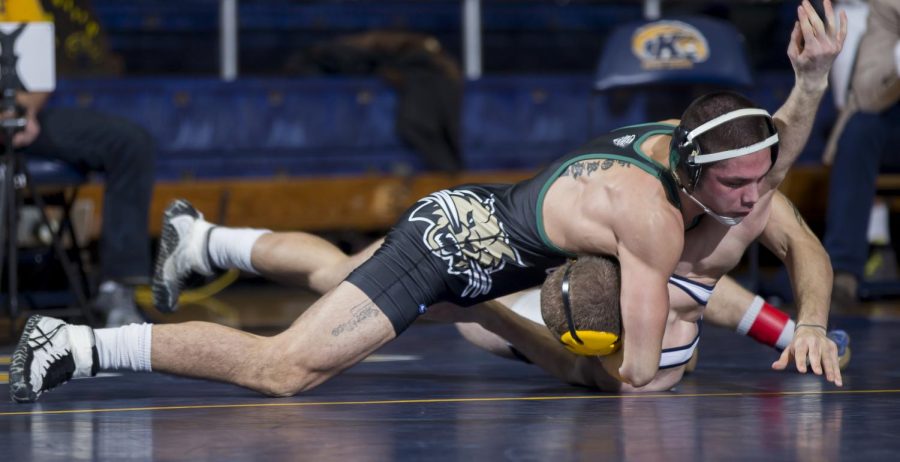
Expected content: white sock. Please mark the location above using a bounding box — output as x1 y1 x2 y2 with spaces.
207 227 271 274
94 323 153 372
867 201 890 245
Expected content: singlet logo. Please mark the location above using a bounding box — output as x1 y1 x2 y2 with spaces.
613 134 636 148
410 189 524 298
631 20 709 70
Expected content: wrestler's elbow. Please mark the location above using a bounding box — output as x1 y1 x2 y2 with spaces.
619 362 659 388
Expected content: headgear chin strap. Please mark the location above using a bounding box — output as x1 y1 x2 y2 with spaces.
682 189 744 226
671 107 779 191
558 264 621 357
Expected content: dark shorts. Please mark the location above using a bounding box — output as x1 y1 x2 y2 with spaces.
346 188 557 334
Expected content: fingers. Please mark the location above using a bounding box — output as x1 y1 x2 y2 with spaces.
833 353 844 387
807 344 823 376
823 0 836 32
794 341 809 373
820 345 842 387
802 0 826 32
797 5 818 45
823 0 835 20
786 332 845 387
788 21 802 58
800 1 825 37
772 347 791 370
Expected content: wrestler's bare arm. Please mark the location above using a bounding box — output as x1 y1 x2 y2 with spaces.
767 0 847 187
758 192 842 386
470 300 618 390
458 300 681 392
608 206 683 387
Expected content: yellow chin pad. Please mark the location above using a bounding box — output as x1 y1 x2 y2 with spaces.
560 331 620 356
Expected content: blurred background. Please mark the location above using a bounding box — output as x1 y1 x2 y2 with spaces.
4 0 897 336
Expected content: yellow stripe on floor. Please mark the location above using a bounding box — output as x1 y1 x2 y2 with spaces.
0 356 9 365
2 389 900 417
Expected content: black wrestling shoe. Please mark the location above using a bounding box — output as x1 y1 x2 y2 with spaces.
152 199 216 313
9 315 98 403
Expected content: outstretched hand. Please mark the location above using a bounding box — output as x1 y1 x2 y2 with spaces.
787 0 848 92
772 325 843 387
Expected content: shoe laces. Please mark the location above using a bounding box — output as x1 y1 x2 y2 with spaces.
29 324 65 352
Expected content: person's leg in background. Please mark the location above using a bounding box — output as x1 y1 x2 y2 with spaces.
823 110 889 308
25 106 156 326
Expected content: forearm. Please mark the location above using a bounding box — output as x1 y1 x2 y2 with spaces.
769 85 827 183
784 240 833 327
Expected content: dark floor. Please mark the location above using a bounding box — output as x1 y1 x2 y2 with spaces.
1 281 900 461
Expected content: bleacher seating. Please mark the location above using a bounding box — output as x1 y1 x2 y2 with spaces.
50 70 833 182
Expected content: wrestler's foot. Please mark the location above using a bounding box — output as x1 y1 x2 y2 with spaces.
828 329 851 370
9 315 98 403
153 199 216 313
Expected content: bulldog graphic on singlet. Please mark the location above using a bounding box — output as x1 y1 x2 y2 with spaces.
409 189 525 298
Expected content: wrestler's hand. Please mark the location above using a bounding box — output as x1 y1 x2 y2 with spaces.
772 325 843 387
788 0 847 92
0 109 40 148
13 112 41 148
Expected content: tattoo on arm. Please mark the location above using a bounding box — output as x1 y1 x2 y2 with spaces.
786 197 814 234
331 301 381 337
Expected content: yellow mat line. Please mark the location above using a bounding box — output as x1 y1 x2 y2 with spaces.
2 389 900 417
0 356 9 366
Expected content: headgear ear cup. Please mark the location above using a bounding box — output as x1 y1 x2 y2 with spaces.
670 125 702 190
558 262 621 356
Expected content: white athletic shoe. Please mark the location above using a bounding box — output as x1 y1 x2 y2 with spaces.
9 315 98 403
152 199 215 313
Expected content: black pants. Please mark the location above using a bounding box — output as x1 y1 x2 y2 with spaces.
24 107 156 284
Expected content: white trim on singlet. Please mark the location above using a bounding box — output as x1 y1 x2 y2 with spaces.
508 286 701 369
658 321 702 369
509 288 543 325
667 274 715 306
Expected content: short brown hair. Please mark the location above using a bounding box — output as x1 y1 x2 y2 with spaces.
540 255 621 339
680 91 770 156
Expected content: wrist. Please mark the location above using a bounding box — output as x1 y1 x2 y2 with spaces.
795 323 827 332
796 77 829 94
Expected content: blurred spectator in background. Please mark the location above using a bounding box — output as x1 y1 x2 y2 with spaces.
1 0 155 326
288 31 463 173
822 0 900 308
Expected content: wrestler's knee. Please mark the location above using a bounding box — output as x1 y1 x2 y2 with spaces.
253 359 327 397
250 341 337 397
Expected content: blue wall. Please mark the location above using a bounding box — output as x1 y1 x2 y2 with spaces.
50 72 834 181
